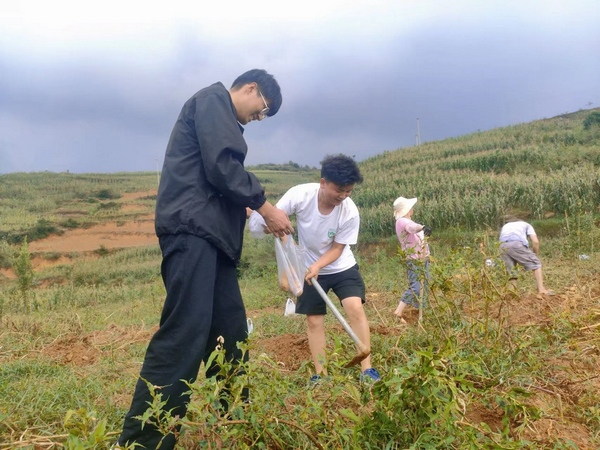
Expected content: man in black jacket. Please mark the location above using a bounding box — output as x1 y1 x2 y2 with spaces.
117 69 293 449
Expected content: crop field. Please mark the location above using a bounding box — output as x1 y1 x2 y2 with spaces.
0 109 599 449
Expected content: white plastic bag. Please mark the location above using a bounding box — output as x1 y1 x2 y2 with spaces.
275 236 306 297
284 298 296 316
248 210 269 239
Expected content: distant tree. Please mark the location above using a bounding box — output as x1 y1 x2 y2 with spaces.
583 111 600 130
247 162 317 172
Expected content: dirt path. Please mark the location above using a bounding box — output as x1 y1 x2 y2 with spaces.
0 191 158 280
27 216 157 253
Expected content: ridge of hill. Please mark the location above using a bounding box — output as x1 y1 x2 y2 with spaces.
1 108 599 246
354 108 600 240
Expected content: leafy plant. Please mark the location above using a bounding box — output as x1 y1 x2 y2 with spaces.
63 408 113 449
13 237 34 312
356 345 468 448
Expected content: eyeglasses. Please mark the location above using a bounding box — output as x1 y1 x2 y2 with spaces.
258 89 270 119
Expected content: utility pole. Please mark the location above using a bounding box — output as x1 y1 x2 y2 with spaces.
416 118 421 146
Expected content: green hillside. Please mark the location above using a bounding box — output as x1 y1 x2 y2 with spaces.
0 169 319 246
354 108 600 240
0 109 599 449
1 108 598 247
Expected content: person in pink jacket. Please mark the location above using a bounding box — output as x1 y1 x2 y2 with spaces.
393 197 431 323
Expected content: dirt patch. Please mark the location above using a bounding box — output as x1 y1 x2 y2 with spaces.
18 190 159 258
503 292 562 326
1 217 158 279
464 404 504 433
41 324 157 367
255 333 311 371
121 190 156 201
42 333 101 366
28 216 157 254
0 267 15 279
459 289 575 328
524 419 595 450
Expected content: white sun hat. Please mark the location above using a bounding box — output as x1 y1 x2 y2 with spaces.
393 197 418 220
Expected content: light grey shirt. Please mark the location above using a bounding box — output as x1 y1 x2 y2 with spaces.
499 221 536 247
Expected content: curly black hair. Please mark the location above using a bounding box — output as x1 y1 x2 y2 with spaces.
320 154 363 186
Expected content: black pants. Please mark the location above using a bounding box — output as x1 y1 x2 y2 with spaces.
118 234 249 449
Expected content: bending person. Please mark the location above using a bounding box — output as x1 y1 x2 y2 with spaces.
250 154 380 383
499 215 553 295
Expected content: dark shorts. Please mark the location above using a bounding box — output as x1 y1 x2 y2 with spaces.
295 265 365 315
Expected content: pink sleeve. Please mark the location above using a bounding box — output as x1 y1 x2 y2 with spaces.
404 220 422 234
396 218 421 235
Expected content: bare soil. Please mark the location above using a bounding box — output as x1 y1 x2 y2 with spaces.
28 216 157 254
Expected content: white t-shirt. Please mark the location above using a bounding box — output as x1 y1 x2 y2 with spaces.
249 183 359 275
499 221 536 247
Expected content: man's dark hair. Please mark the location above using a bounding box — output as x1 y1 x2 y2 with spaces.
231 69 282 116
320 154 363 186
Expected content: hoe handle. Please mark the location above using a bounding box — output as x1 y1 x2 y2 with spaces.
311 277 370 357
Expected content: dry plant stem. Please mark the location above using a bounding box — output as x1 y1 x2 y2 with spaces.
528 384 564 421
433 286 466 331
387 338 410 365
260 429 284 450
1 431 120 449
369 300 388 327
481 269 508 344
455 420 505 447
482 268 504 298
475 270 492 347
418 280 424 323
427 290 450 340
566 374 600 385
184 418 325 450
467 270 476 335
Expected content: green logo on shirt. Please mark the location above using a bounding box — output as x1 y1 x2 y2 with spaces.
328 229 336 239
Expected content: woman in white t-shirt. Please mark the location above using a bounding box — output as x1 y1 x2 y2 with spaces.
249 154 380 383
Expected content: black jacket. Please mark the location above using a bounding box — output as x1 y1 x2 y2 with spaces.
155 82 267 263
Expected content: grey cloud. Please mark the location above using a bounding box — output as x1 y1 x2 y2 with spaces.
1 5 599 174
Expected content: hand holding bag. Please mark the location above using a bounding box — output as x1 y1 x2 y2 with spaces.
275 236 306 297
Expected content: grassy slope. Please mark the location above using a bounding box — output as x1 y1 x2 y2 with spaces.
355 107 600 241
0 110 599 449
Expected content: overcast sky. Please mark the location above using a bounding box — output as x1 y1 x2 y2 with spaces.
1 1 599 174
